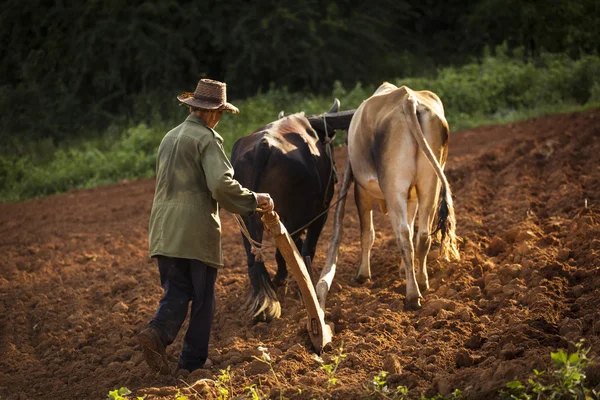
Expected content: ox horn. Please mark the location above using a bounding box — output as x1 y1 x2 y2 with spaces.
328 98 340 114
307 98 355 133
308 109 356 132
278 110 285 119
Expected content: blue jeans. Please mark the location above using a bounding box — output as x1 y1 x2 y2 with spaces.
149 256 217 371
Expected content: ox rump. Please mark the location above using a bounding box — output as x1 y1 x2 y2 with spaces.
231 99 354 324
318 83 460 311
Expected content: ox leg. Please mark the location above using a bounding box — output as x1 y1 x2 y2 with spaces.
400 189 418 275
415 177 441 293
242 217 281 323
273 249 288 287
354 184 375 283
387 189 422 310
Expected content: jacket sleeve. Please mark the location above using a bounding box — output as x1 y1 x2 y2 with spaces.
200 137 258 216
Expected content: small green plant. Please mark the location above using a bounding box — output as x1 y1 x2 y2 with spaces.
107 387 131 400
244 383 268 400
424 389 463 400
252 346 281 385
321 344 347 390
365 370 409 399
214 366 234 400
251 346 283 399
500 340 596 400
107 387 146 400
175 388 189 400
364 371 463 400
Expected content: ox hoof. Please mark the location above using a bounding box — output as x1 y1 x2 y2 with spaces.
253 311 274 324
404 297 423 311
418 282 429 293
249 296 281 324
353 274 371 284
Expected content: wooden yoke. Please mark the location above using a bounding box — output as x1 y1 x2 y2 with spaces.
261 211 332 353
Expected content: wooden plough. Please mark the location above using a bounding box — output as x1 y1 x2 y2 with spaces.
260 210 332 353
259 156 353 353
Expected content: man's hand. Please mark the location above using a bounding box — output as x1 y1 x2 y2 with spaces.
256 193 274 213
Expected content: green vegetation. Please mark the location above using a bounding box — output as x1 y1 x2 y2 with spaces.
367 370 410 399
3 1 598 144
107 387 146 400
105 342 597 399
321 344 347 390
2 50 600 202
214 366 234 400
500 340 597 400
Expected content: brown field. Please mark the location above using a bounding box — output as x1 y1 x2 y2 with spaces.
1 110 600 399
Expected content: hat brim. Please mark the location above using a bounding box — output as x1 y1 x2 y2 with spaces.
177 92 240 114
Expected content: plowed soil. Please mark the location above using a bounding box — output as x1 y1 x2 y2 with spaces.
1 110 600 400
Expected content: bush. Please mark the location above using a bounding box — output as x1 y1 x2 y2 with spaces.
1 124 159 201
2 51 599 202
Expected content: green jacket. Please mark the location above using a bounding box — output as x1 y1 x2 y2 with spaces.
148 114 258 268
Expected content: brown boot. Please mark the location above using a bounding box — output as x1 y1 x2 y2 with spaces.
137 327 169 374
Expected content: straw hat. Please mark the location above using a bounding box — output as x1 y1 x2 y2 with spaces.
177 78 239 114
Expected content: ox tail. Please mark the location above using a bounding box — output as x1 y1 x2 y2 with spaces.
402 94 460 261
244 272 281 323
247 136 281 321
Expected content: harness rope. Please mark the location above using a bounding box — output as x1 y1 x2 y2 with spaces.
234 114 345 262
321 114 337 209
234 191 349 262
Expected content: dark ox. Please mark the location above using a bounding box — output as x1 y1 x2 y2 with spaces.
231 100 354 322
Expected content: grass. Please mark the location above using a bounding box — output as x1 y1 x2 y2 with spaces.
2 49 600 202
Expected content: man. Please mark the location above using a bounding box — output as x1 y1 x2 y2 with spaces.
138 78 274 374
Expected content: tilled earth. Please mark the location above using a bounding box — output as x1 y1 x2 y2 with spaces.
1 110 600 399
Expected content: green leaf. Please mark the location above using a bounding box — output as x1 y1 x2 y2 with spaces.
567 353 580 365
396 386 409 395
506 381 525 390
321 364 333 373
551 350 568 367
570 371 582 381
118 387 132 396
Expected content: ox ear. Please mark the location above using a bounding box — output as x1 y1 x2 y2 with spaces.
278 110 285 119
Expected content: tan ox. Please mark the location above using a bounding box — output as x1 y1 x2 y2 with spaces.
347 83 460 309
